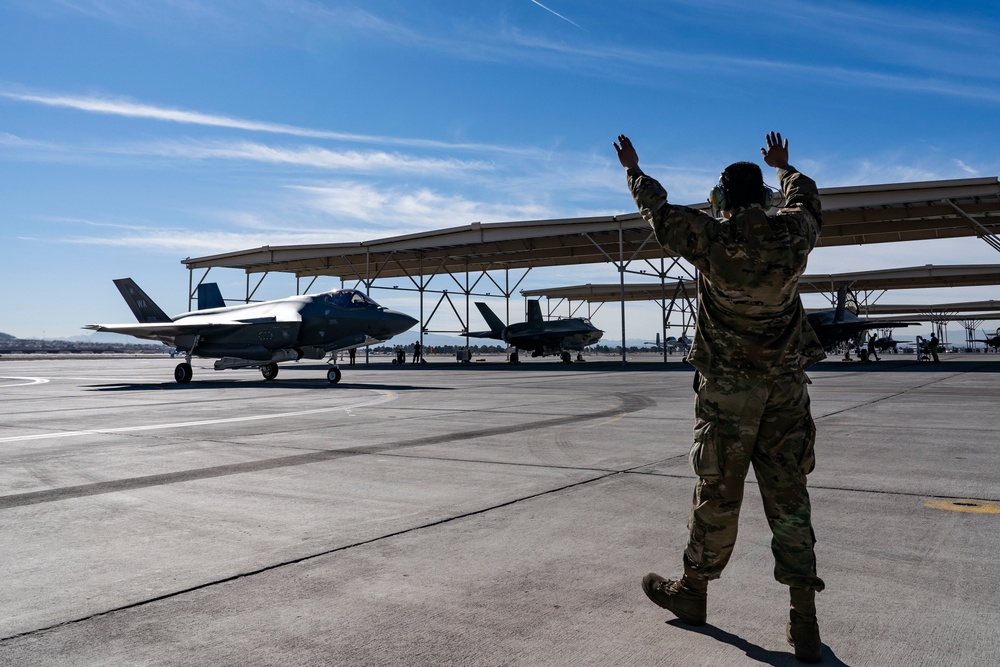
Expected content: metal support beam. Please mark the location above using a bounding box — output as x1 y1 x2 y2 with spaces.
948 200 1000 253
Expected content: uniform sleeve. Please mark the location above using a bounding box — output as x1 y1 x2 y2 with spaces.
777 167 822 229
627 167 716 271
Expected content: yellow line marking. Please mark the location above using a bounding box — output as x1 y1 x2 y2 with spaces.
924 498 1000 514
588 413 626 428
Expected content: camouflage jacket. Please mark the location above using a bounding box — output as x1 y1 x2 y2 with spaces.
627 165 827 378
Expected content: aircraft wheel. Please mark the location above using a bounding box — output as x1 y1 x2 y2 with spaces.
509 351 519 363
174 363 193 384
561 351 572 363
327 367 342 384
261 363 279 381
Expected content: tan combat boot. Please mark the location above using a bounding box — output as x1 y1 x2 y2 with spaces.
641 572 707 625
786 587 822 663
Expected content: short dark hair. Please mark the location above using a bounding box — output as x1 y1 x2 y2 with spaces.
720 162 765 209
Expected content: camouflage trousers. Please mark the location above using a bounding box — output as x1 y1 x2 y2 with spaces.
684 371 824 592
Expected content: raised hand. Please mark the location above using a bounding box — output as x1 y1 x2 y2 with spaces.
760 131 790 169
614 134 639 170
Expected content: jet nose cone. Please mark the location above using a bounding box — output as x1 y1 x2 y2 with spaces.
385 309 419 336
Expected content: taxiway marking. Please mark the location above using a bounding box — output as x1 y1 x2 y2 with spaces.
0 376 51 387
0 389 396 444
924 498 1000 514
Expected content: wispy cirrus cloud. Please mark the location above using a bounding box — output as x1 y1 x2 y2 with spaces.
290 181 551 228
0 89 543 156
28 177 556 254
42 220 369 254
135 140 492 175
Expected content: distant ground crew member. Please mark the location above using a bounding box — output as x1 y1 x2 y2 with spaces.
412 340 422 363
868 334 880 362
929 333 940 362
616 131 826 663
348 347 356 366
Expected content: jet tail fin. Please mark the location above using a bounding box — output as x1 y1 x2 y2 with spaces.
834 286 847 323
475 302 506 334
526 300 544 326
112 278 172 323
197 283 226 310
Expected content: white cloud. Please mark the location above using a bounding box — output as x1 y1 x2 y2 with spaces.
57 226 367 254
290 181 551 228
955 160 979 176
136 139 492 175
0 89 544 156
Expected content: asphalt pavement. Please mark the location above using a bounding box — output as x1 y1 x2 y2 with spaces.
1 353 998 666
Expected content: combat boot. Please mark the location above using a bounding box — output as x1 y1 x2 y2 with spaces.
641 572 707 625
786 587 822 663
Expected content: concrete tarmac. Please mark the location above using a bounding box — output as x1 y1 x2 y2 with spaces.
1 354 998 666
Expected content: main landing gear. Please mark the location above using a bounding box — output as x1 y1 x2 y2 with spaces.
174 362 193 384
170 357 343 384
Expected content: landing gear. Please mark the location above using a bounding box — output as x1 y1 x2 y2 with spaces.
261 363 279 381
561 351 572 364
174 362 193 384
327 367 342 384
509 351 519 363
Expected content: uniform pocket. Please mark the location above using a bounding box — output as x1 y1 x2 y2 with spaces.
798 416 817 475
689 422 722 479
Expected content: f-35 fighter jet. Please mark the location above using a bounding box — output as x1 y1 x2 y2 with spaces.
469 300 603 363
85 278 417 384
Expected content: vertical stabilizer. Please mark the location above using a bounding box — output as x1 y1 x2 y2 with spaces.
474 302 506 334
526 300 544 326
197 283 225 310
113 278 172 323
834 286 847 323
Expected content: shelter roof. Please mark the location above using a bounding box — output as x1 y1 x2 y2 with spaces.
182 177 1000 281
860 301 1000 316
520 264 1000 303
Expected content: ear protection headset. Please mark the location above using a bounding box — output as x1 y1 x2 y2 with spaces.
708 173 774 214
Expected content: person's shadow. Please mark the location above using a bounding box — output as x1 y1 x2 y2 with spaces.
670 620 852 666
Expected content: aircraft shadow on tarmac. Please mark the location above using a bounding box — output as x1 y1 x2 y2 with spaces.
807 359 1000 373
672 620 852 666
85 381 451 392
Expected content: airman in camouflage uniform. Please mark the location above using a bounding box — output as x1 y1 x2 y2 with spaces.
615 132 826 663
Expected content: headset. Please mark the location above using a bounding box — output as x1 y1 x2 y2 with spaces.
708 173 775 215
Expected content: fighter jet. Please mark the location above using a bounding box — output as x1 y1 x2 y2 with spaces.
975 329 1000 351
469 300 603 363
806 286 919 351
85 278 418 384
644 332 692 354
869 333 904 353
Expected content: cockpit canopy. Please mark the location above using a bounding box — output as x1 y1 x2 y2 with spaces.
321 289 380 309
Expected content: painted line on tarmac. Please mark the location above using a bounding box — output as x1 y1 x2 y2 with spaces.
0 392 655 510
0 389 396 444
0 376 50 387
0 469 624 643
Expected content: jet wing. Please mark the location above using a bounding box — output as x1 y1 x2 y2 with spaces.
811 320 920 350
467 330 503 340
323 334 387 352
844 321 919 334
83 321 245 344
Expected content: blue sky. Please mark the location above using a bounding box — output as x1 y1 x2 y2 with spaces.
2 0 1000 342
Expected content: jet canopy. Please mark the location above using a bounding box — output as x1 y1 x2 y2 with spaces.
321 290 381 308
